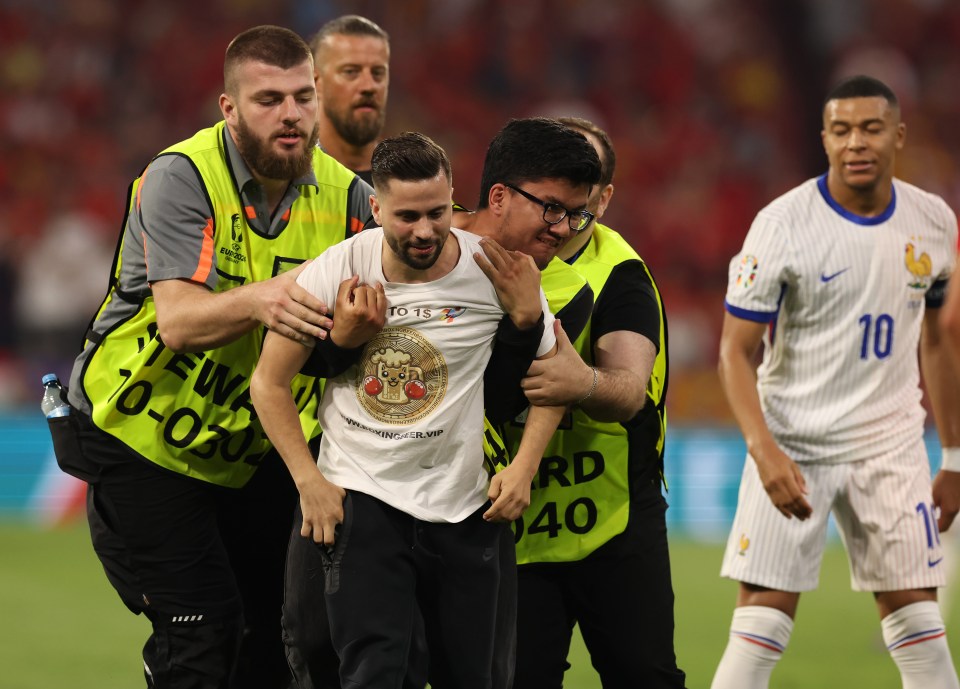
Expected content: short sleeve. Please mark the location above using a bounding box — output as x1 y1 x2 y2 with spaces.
346 176 376 236
724 213 791 323
591 260 660 350
296 245 344 312
136 154 220 289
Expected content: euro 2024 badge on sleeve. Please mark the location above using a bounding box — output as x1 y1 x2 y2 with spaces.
736 254 758 290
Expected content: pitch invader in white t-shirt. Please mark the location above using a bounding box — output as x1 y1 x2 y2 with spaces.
250 131 566 687
712 75 960 689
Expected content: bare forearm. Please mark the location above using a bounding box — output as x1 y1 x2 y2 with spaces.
511 404 565 477
922 318 960 448
250 375 322 487
154 281 261 352
250 332 325 489
579 366 647 423
153 263 331 353
718 349 779 460
580 332 655 423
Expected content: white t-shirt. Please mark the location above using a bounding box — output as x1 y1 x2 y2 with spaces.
297 227 556 522
725 176 957 463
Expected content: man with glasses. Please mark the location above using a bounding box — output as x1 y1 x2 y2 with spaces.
500 183 595 250
453 117 601 688
503 117 688 688
454 119 597 273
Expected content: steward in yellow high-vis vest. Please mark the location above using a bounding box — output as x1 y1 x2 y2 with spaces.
508 220 684 687
56 28 377 689
506 222 668 562
72 121 361 488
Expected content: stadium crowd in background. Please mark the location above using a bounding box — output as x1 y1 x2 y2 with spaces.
8 0 960 423
7 2 960 684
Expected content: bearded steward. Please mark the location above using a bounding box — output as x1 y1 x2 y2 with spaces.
53 25 373 689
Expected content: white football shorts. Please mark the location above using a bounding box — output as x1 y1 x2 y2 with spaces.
720 444 946 592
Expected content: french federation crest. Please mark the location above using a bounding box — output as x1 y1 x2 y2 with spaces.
905 240 932 290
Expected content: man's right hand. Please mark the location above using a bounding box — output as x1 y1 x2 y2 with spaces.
253 261 333 345
297 472 347 546
753 444 813 520
329 276 387 348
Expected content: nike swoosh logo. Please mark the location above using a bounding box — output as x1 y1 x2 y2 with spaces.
929 557 944 567
820 268 850 283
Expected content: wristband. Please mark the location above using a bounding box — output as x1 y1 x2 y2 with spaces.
300 333 365 378
577 366 599 405
941 447 960 472
496 311 545 346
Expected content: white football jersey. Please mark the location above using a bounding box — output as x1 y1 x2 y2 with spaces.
297 227 555 522
725 176 957 463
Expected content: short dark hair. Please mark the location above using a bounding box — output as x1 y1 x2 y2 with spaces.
477 118 601 209
823 75 899 111
556 116 616 188
224 25 312 95
310 14 390 55
371 132 451 191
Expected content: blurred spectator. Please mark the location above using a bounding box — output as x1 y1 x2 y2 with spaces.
13 212 113 366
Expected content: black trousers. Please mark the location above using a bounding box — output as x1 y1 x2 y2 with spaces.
514 478 688 689
282 503 431 689
78 412 297 689
316 491 503 689
283 504 518 689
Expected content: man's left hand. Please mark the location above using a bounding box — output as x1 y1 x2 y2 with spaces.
474 238 542 330
484 463 534 522
934 469 960 532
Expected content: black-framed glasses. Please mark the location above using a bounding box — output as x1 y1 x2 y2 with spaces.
504 183 595 233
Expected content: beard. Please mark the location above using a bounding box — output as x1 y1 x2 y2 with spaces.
384 232 444 271
235 115 320 181
324 99 385 147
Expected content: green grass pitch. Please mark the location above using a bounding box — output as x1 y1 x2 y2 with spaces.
2 522 958 688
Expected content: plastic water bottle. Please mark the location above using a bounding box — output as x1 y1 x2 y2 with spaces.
41 373 71 419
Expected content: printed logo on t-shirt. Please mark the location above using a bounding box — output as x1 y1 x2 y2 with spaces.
438 307 467 323
357 326 447 425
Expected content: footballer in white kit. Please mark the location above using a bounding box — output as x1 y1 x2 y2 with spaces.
711 73 960 689
721 174 957 591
